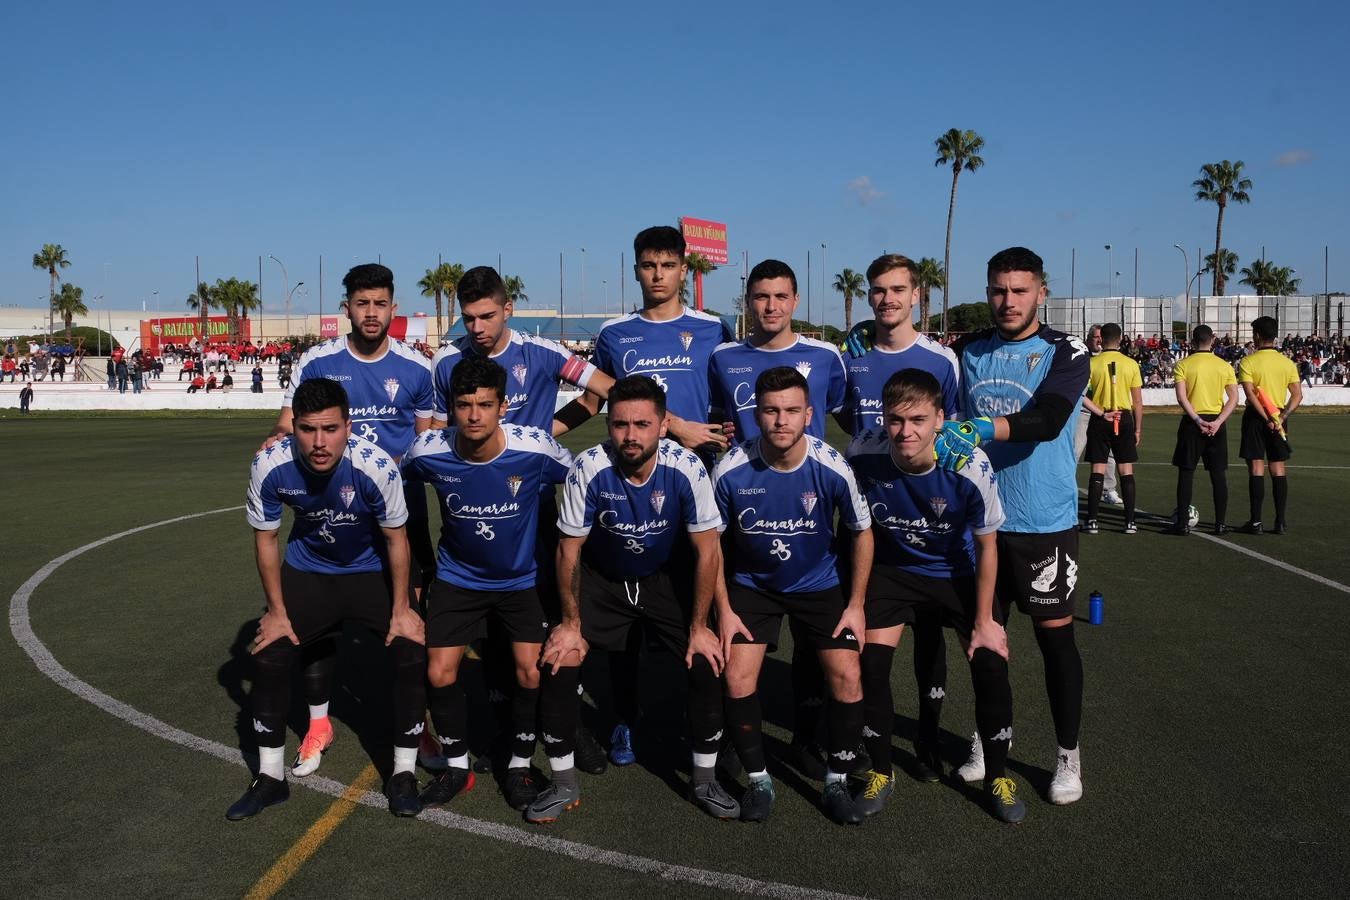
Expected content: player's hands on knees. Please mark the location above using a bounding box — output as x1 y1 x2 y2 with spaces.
840 321 876 359
718 610 754 660
686 623 724 676
541 623 588 675
253 609 299 654
833 605 867 649
386 606 425 646
967 619 1009 661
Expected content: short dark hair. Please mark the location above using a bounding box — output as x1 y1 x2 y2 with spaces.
1252 316 1278 343
755 365 809 404
747 259 797 294
633 225 686 259
1191 324 1214 344
1100 323 1123 344
607 375 667 418
866 254 919 285
343 263 394 298
292 378 350 419
882 368 943 413
450 356 506 402
987 247 1045 281
457 266 506 306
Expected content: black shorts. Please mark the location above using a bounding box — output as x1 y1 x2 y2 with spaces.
1085 411 1139 464
424 579 548 648
728 582 859 651
579 562 691 654
279 564 410 644
1172 415 1229 471
1239 407 1291 462
865 565 1000 636
995 529 1078 620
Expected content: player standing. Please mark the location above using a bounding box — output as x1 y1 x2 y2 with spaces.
1081 323 1143 534
713 366 873 825
1236 316 1301 534
1166 324 1239 534
230 379 427 820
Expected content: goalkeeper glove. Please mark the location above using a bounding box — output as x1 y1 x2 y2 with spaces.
934 417 995 472
840 321 876 359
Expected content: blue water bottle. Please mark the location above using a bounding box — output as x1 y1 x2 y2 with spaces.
1088 590 1104 626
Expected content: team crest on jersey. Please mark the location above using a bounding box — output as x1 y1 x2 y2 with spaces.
929 497 948 519
1025 353 1042 372
383 378 400 401
650 490 665 514
800 491 818 516
679 331 693 351
506 475 523 497
340 485 355 508
795 360 812 379
511 364 528 386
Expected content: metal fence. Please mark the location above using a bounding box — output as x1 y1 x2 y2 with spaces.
1044 295 1347 340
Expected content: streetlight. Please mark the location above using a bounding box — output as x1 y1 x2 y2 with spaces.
92 295 103 356
269 255 291 338
580 247 586 314
1174 244 1189 334
821 243 828 328
285 282 306 339
602 279 608 314
1104 244 1113 298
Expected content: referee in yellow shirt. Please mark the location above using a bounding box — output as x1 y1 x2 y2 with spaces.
1081 323 1143 533
1237 316 1302 534
1167 325 1239 535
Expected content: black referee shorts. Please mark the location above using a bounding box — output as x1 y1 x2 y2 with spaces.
1239 407 1291 462
1085 410 1138 464
1172 414 1229 471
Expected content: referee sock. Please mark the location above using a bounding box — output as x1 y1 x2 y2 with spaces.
1120 474 1137 522
1033 622 1083 751
1248 474 1265 524
726 693 766 775
1211 470 1229 525
859 643 895 772
1272 475 1289 524
1176 469 1195 520
1087 473 1105 522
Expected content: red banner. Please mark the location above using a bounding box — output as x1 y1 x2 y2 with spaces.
680 217 729 265
320 316 340 338
140 316 250 352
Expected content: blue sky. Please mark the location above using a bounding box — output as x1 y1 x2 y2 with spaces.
3 0 1346 328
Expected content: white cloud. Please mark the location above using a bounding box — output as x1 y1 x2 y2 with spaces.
847 176 885 205
1275 149 1313 167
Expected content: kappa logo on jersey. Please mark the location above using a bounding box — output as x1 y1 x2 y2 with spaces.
511 363 528 386
507 475 523 497
795 360 812 379
679 330 693 351
800 492 818 516
340 485 355 508
383 377 400 402
929 497 948 518
650 490 665 514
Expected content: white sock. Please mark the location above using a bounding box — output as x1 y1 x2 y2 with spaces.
825 771 846 784
748 770 769 782
551 753 575 774
393 746 417 776
448 753 470 769
309 703 329 721
508 755 532 770
259 746 285 780
692 751 718 769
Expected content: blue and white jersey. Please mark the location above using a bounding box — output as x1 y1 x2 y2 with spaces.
284 338 434 459
431 330 597 431
713 436 871 594
843 335 961 434
403 425 572 591
846 432 1003 577
708 336 847 441
956 326 1089 533
246 435 408 576
592 309 733 424
558 438 722 581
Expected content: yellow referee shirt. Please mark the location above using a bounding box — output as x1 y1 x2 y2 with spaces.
1088 349 1142 411
1237 349 1299 409
1173 351 1237 415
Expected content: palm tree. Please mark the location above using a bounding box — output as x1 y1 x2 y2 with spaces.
213 278 261 342
504 275 528 305
1240 260 1300 296
1193 160 1253 296
186 281 215 348
53 282 87 345
915 257 945 333
935 129 985 335
419 263 464 338
683 252 716 307
833 268 866 331
32 244 72 333
1201 249 1238 290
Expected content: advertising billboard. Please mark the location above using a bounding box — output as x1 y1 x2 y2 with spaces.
139 316 249 352
680 217 729 265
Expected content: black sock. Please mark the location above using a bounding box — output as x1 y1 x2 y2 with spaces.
510 686 540 763
825 699 864 776
429 682 468 761
912 616 946 748
859 643 895 772
1176 468 1195 521
725 693 765 774
1120 473 1137 522
968 648 1013 781
388 637 428 749
789 626 825 746
1212 471 1228 525
1249 474 1265 523
1272 475 1289 524
298 636 337 709
538 667 580 762
1033 622 1083 750
686 656 724 757
251 640 297 750
1087 472 1104 521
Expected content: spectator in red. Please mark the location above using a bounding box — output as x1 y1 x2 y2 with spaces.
1 355 15 383
180 356 196 381
187 373 206 393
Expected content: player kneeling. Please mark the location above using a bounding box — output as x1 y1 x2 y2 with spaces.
713 366 873 825
528 375 735 823
229 379 428 821
847 369 1023 823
